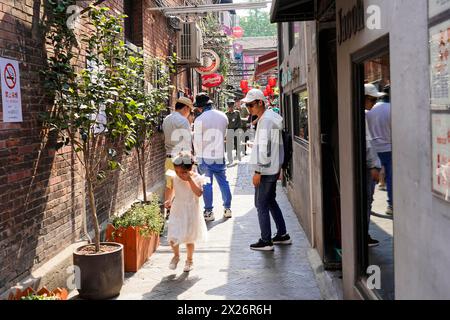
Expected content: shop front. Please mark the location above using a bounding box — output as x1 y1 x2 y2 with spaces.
273 0 450 299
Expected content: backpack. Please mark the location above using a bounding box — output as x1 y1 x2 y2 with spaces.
281 129 293 170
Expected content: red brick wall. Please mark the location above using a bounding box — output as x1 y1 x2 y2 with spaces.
0 0 186 294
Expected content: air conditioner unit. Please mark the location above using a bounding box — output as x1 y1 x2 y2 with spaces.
177 23 203 66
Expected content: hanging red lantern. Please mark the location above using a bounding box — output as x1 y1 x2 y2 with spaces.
266 84 272 92
263 89 269 96
268 77 277 87
240 80 248 90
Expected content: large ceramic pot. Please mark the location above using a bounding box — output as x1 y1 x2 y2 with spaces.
73 242 124 300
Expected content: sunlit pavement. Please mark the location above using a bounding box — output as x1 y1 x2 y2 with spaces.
117 153 323 300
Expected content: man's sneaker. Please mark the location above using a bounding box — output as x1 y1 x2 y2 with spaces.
204 210 215 222
368 236 379 247
386 206 393 216
250 239 274 251
272 233 292 245
223 209 232 219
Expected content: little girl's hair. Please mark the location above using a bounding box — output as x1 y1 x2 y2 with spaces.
172 151 195 171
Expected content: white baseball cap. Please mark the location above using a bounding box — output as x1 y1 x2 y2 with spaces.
365 83 386 98
241 89 266 103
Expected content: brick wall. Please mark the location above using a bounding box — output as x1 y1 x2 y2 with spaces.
0 0 186 294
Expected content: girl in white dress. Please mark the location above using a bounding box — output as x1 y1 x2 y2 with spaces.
164 152 208 272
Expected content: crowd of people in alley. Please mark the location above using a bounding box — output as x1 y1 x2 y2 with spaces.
162 89 291 273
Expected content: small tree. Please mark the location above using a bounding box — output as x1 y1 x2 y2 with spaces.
44 6 139 252
136 55 175 202
121 52 175 202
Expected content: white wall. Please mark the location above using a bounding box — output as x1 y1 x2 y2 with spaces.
337 0 450 299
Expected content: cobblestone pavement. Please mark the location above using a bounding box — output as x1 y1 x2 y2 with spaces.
117 154 323 300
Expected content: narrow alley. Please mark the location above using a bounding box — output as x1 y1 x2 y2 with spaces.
117 156 335 300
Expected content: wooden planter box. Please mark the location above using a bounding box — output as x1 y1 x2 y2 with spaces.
106 225 160 273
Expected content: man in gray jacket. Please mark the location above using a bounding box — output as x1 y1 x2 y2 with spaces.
242 89 292 251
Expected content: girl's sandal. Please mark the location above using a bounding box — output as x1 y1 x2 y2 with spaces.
183 260 193 272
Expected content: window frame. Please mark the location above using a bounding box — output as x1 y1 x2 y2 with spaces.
292 87 310 146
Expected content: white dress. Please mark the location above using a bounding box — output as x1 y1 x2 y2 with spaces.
167 173 208 245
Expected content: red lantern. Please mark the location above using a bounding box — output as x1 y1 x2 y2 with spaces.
240 80 248 90
263 89 269 96
268 77 277 87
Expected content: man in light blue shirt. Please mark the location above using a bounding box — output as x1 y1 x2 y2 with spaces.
365 83 393 216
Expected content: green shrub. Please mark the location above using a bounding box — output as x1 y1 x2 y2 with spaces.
21 294 60 300
111 194 163 237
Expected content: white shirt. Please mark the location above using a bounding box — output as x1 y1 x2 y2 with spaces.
162 111 192 157
366 102 392 153
193 109 229 160
250 109 284 175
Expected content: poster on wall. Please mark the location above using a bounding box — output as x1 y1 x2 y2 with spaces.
429 0 450 19
432 112 450 201
429 20 450 110
0 57 22 123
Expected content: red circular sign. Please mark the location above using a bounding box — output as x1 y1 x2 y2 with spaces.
201 73 224 88
4 63 16 89
232 26 244 38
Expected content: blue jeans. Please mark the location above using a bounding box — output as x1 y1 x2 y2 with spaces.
255 174 287 242
198 159 232 211
367 168 376 233
378 152 393 207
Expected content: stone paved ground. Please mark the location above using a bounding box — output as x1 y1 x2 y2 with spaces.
117 154 323 300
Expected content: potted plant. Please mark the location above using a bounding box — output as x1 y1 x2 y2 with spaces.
8 287 69 300
106 194 164 272
42 4 143 299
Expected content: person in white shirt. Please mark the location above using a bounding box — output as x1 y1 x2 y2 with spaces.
162 97 194 211
242 89 291 252
365 83 393 216
193 93 232 221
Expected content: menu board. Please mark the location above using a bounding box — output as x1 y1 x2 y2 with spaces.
429 0 450 19
429 20 450 110
432 112 450 201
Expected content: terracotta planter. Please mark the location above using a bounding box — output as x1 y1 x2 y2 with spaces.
8 287 68 300
73 242 124 300
106 225 160 272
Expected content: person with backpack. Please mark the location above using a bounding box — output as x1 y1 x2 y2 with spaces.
241 89 292 251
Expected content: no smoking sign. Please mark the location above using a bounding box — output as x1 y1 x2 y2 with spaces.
4 63 16 89
0 57 22 122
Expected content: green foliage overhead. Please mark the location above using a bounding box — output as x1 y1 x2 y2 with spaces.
239 10 277 37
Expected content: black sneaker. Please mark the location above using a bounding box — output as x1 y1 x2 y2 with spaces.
250 239 274 251
368 236 379 247
272 233 292 245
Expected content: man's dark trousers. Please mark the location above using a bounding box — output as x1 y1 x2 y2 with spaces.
255 173 287 242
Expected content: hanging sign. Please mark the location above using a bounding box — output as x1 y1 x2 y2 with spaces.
0 58 22 122
195 49 220 75
232 26 244 38
201 73 224 88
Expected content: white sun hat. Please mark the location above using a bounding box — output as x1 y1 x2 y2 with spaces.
241 89 266 103
364 83 387 98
